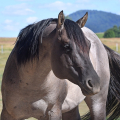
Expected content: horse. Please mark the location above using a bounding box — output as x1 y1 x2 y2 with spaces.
74 13 120 120
1 11 100 120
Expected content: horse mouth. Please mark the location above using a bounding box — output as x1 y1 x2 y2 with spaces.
79 83 100 96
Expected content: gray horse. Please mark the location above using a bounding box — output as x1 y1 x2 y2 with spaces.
1 11 100 120
76 13 120 120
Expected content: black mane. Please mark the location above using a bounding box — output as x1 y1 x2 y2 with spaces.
15 18 88 64
16 18 53 64
64 19 89 53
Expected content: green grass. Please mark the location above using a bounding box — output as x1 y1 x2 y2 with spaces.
96 32 104 38
0 37 120 119
0 49 12 82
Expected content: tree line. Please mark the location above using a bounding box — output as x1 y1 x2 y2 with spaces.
104 25 120 38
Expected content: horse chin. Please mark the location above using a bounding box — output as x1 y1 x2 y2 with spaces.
82 90 98 97
80 85 100 96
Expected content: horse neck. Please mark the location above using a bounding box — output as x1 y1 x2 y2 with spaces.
18 23 58 89
18 41 53 88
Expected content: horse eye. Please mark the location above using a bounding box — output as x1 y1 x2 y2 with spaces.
63 44 72 53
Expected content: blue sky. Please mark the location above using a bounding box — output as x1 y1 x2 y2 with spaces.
0 0 120 37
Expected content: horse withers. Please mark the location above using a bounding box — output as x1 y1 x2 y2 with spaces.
1 11 100 120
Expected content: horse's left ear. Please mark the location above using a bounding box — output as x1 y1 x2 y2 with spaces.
57 10 65 30
76 12 88 28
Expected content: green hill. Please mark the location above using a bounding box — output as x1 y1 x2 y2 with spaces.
68 10 120 33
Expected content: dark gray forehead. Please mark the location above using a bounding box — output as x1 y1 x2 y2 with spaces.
42 22 57 38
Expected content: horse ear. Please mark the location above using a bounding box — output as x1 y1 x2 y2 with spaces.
76 12 88 28
57 10 65 30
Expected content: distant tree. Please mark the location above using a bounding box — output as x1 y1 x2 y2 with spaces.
119 26 120 30
104 29 115 38
65 16 72 20
113 25 118 30
118 31 120 37
104 25 120 38
112 25 119 37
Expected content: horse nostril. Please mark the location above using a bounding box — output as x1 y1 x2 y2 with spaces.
88 80 93 88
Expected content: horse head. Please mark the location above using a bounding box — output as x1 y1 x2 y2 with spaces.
51 11 100 96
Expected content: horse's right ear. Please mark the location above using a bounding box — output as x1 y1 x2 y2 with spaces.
57 10 65 30
76 12 88 28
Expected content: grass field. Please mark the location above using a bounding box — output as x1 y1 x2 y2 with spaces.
0 37 120 119
96 32 104 38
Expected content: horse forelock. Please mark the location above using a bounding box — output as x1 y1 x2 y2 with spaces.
64 19 89 54
15 18 53 64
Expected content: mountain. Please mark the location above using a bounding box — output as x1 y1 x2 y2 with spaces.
68 10 120 33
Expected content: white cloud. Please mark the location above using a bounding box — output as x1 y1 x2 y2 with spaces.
76 0 90 3
3 19 20 31
4 25 15 31
39 1 96 14
3 24 21 31
26 17 38 24
3 3 34 15
4 19 12 24
39 1 73 11
17 0 32 1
